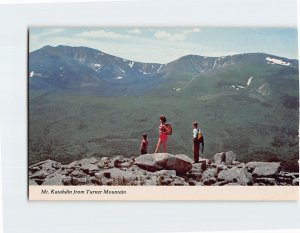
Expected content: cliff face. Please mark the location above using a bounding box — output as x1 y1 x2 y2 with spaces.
29 152 299 186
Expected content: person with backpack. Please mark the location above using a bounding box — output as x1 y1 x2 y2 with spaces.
140 133 148 155
192 122 204 163
154 115 172 153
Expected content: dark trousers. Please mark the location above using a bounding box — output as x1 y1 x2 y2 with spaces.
193 141 200 163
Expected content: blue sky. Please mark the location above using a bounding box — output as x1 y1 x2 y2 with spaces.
29 27 298 63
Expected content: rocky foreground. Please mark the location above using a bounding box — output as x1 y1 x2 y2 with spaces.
29 152 299 186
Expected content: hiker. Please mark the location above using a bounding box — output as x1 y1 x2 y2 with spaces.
140 133 148 155
154 115 168 153
192 122 204 163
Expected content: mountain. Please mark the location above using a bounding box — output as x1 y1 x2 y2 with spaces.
29 45 164 95
29 45 298 97
28 45 299 171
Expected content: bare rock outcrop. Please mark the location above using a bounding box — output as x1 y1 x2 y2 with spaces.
28 151 299 186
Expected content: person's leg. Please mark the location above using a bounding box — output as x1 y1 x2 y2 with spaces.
193 142 199 163
155 139 162 153
162 140 167 153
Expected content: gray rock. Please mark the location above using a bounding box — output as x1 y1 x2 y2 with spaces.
237 163 246 168
165 154 193 174
144 179 158 186
254 178 277 185
195 182 204 186
96 168 137 185
218 167 253 185
214 151 236 165
201 169 218 182
186 169 202 181
62 177 72 185
203 177 217 185
101 157 110 163
80 164 100 175
90 177 102 185
60 168 73 176
66 161 79 169
70 169 86 178
72 177 88 185
119 162 132 168
293 178 299 186
30 170 49 179
152 170 176 176
78 158 99 166
134 153 193 174
134 154 165 172
43 175 63 185
250 162 281 177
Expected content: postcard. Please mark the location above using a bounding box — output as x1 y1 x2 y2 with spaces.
28 27 299 200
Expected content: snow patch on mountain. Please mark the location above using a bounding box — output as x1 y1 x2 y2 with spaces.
247 76 253 86
266 57 290 66
59 67 64 70
30 71 34 77
157 64 163 72
128 62 134 68
212 59 217 70
115 76 124 80
93 64 102 71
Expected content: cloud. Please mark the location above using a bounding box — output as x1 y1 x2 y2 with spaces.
30 28 65 39
153 28 201 42
75 30 130 40
128 28 142 34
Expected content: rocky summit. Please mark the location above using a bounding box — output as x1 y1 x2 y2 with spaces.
28 152 299 186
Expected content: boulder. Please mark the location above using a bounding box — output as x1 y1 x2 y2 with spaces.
96 168 137 185
165 154 193 174
134 153 167 172
70 169 86 178
80 164 100 175
218 167 253 185
43 175 63 185
214 151 236 165
66 161 79 169
246 161 280 171
72 177 88 185
30 170 49 179
248 162 281 177
90 177 102 185
62 177 72 185
186 169 202 181
152 170 176 177
201 169 218 182
78 158 99 166
144 179 158 186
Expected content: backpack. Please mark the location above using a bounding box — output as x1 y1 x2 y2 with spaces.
165 123 172 135
195 129 202 142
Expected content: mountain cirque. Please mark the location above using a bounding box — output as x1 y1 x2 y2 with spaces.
29 152 299 186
